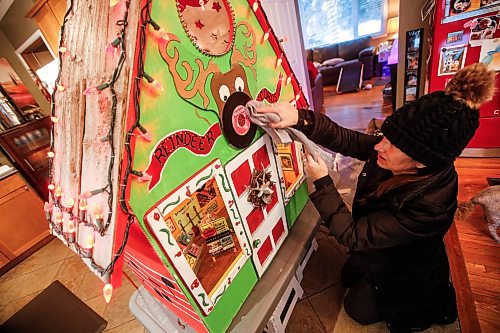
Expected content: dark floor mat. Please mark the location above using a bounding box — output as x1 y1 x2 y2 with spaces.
1 280 107 333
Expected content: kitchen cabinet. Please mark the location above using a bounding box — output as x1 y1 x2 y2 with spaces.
26 0 66 55
0 117 50 200
0 172 51 274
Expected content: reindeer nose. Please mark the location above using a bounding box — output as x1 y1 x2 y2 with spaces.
221 91 257 149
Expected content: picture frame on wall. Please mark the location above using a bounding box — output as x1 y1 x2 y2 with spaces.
437 44 468 76
404 28 424 104
443 0 500 23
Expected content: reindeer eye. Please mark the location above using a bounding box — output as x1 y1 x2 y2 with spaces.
235 77 244 92
219 85 230 102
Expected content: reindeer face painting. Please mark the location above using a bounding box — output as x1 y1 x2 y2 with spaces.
159 20 257 149
177 0 235 56
211 63 254 148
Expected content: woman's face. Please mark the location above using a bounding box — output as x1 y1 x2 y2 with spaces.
374 137 425 174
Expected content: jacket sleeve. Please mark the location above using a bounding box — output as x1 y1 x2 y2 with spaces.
296 110 381 161
309 182 451 251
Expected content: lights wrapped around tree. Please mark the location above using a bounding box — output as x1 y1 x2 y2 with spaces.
94 206 104 231
137 124 152 142
142 72 163 91
64 198 75 213
105 37 122 53
275 56 283 69
54 186 62 204
252 2 259 12
79 188 106 199
131 170 152 182
65 219 76 243
54 211 63 231
81 234 95 258
103 283 113 303
83 83 110 96
45 0 139 304
78 199 88 221
262 30 270 44
44 202 52 220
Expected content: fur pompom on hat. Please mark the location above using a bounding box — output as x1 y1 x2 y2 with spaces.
381 63 495 168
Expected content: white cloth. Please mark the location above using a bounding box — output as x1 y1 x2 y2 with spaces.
245 100 336 170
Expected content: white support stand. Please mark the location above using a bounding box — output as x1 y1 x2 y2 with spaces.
263 237 318 333
295 237 318 282
264 276 304 333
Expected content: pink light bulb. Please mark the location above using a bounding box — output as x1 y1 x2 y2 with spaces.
79 191 92 199
103 284 113 303
84 87 97 96
138 172 152 183
140 131 152 142
275 57 283 69
262 31 270 44
152 80 164 91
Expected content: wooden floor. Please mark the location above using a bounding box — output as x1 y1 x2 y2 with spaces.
323 82 500 333
454 158 500 333
322 82 392 130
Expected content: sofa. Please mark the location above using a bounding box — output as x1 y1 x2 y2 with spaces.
306 36 375 86
310 72 324 112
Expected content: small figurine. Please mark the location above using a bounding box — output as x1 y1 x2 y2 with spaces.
246 165 275 208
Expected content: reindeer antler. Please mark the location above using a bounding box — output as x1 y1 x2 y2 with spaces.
231 22 257 80
159 38 219 109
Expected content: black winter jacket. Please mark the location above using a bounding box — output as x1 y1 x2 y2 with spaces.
299 111 457 331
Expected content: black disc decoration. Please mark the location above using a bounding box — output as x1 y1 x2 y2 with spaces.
221 91 256 149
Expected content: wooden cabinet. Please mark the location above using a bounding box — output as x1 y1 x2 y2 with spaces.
26 0 67 55
0 117 51 200
0 172 51 273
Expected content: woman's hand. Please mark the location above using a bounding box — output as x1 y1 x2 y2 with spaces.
257 102 299 128
305 153 328 181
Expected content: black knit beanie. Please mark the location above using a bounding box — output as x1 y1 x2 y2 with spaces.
381 63 495 169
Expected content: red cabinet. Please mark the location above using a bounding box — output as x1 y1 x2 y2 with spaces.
428 1 500 151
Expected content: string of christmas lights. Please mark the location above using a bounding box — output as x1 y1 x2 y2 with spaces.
45 0 138 302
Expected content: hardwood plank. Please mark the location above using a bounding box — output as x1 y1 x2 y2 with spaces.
473 293 500 307
457 231 500 246
477 319 500 333
463 252 500 270
469 274 500 293
466 263 500 282
461 241 500 258
445 223 481 333
476 302 500 333
455 158 500 170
